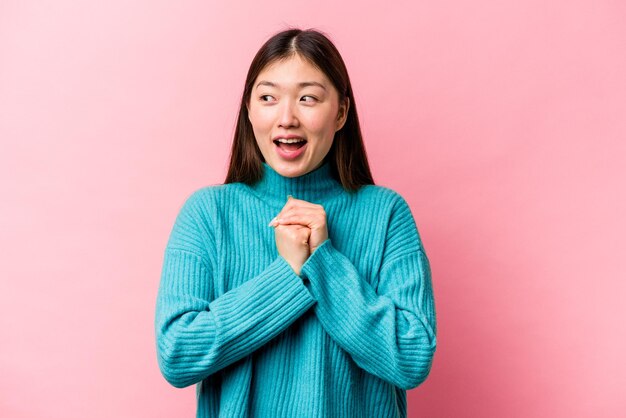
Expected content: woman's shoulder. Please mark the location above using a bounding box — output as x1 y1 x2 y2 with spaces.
179 183 239 208
170 184 240 232
355 183 411 209
357 184 424 249
355 184 419 228
178 182 259 213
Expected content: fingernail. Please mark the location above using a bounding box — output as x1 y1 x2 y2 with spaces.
287 194 293 200
268 217 277 227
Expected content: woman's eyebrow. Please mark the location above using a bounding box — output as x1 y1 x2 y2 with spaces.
255 81 327 90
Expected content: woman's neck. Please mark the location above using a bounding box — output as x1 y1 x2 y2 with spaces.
249 160 344 207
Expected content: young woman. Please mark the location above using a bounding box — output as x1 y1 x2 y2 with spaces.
155 28 437 417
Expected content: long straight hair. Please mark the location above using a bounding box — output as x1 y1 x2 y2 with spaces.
224 28 374 191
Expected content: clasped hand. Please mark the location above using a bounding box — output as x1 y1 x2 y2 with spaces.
268 196 328 276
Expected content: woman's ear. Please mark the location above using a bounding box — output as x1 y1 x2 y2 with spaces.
336 97 350 131
246 101 251 122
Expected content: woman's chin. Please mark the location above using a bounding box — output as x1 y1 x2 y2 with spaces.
272 161 311 178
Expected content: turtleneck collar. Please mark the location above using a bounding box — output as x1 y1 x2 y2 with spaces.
249 160 345 207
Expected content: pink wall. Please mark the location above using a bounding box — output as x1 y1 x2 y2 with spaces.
1 1 624 417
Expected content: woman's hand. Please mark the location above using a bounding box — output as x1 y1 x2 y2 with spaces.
270 196 329 254
272 223 311 276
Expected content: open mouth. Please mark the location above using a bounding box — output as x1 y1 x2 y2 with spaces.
273 139 307 152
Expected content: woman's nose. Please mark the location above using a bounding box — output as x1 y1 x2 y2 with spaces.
278 102 299 128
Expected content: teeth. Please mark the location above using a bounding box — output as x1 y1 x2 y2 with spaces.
276 138 306 144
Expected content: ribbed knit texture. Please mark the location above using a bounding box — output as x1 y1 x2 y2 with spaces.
155 160 437 418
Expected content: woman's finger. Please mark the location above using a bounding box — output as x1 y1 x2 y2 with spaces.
270 198 325 226
280 196 322 213
275 210 324 226
273 207 325 226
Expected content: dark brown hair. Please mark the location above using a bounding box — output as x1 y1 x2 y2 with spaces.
224 28 374 191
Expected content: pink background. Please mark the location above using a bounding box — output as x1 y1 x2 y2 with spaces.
1 1 625 417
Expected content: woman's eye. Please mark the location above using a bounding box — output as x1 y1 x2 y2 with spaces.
260 95 274 102
301 95 317 103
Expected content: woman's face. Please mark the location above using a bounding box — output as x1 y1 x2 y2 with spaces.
247 54 349 178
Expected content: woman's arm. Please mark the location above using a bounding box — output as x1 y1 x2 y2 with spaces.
299 193 437 390
155 190 315 388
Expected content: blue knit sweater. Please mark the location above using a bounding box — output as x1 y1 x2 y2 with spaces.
155 160 437 417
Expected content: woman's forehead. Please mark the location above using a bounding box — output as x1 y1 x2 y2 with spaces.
256 55 330 87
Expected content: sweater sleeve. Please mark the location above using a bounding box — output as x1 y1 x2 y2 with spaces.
299 193 437 390
155 190 316 388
